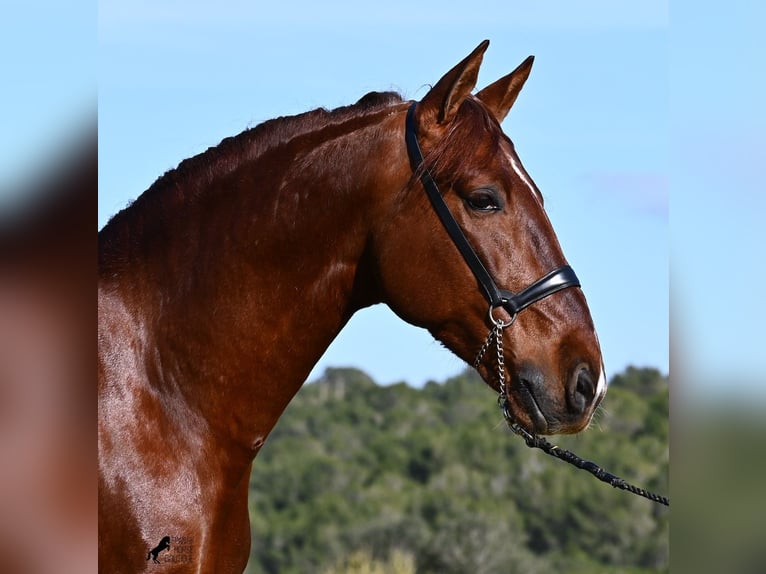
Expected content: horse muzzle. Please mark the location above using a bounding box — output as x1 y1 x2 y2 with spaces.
507 362 606 435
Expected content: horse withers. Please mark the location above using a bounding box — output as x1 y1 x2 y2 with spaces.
98 40 605 572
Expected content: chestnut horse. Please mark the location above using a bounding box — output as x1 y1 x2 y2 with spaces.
98 41 605 572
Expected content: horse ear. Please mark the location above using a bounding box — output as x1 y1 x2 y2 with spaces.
419 40 490 126
476 55 534 124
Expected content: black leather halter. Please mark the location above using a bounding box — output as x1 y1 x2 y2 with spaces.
405 102 580 322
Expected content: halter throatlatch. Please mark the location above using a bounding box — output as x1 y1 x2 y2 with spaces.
405 102 669 507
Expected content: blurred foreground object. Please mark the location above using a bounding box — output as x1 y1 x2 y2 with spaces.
0 127 96 573
672 401 766 574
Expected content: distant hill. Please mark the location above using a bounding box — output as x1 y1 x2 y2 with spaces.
247 367 669 574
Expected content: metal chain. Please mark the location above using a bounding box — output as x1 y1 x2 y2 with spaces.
494 321 506 400
473 312 670 507
472 321 499 371
473 308 512 399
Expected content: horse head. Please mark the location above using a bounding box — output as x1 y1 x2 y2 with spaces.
369 41 605 435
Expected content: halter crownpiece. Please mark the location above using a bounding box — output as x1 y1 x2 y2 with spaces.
404 102 581 321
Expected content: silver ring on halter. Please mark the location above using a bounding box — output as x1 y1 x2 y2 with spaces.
489 305 516 329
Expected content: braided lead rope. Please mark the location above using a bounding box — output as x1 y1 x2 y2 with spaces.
499 399 670 506
474 321 670 507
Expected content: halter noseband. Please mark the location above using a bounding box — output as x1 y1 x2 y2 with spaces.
404 102 580 323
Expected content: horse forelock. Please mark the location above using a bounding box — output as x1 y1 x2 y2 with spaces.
418 97 503 189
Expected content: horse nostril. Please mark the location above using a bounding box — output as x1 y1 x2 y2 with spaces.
569 366 596 414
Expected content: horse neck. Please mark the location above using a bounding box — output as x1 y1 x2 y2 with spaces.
99 108 406 455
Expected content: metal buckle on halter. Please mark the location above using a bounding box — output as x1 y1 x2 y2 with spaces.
489 304 515 329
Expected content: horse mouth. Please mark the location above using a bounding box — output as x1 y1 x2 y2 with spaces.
512 378 550 435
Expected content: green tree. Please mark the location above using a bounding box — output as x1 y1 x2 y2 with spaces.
246 366 669 574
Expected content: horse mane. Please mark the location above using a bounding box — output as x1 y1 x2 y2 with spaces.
98 91 509 278
99 91 404 243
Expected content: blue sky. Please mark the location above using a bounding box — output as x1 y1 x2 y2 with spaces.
670 1 766 401
97 1 670 386
0 1 93 203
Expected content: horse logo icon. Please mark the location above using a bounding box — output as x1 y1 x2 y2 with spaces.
147 536 171 564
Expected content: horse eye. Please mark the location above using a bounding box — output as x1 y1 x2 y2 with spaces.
465 189 502 212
